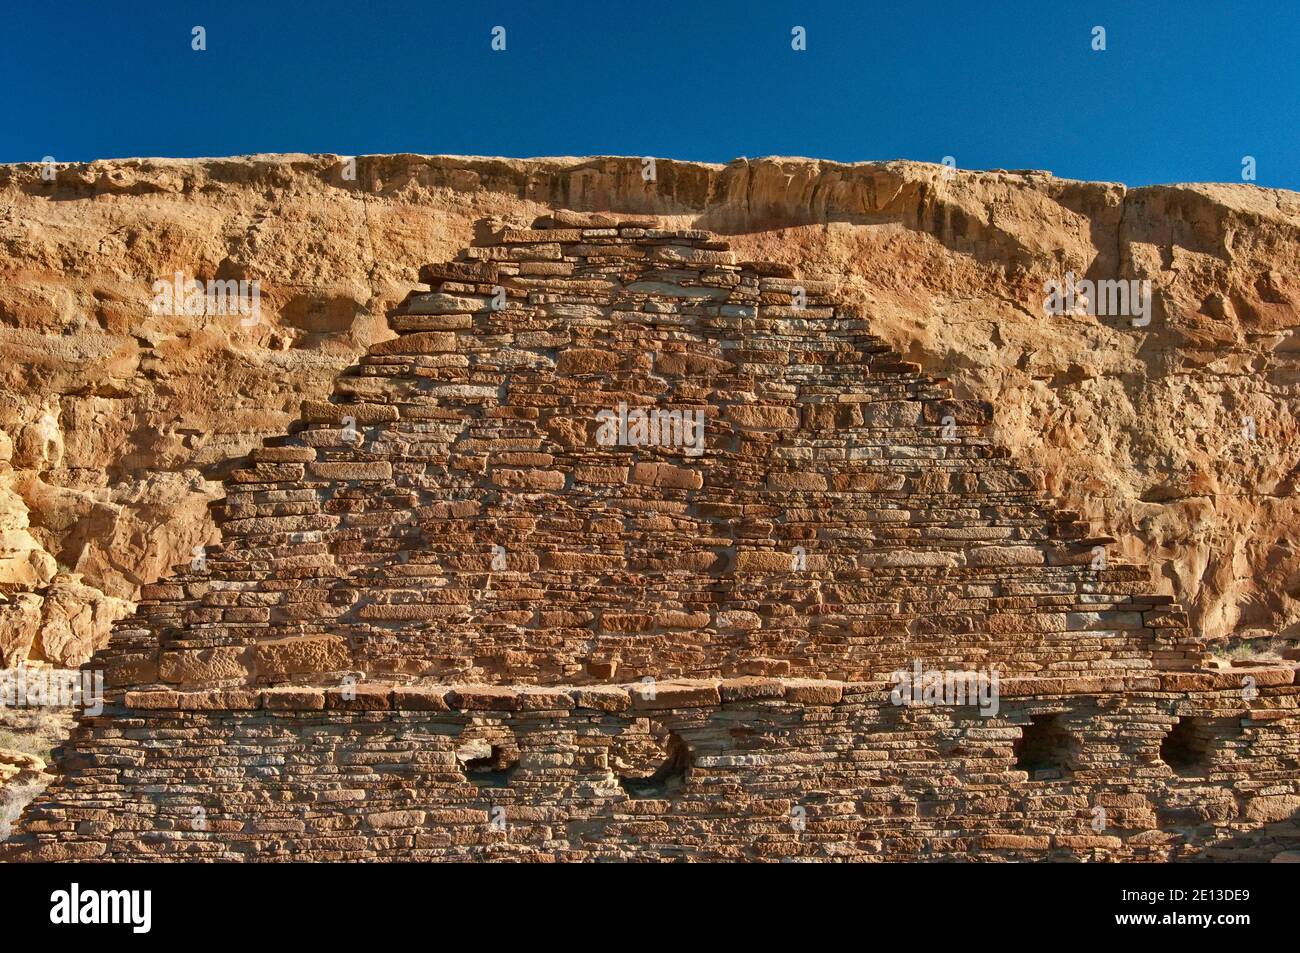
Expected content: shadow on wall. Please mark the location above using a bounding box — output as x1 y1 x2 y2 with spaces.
1195 804 1300 862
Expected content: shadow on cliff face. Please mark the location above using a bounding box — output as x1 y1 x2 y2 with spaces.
279 292 365 340
7 157 312 201
318 154 1116 273
15 173 170 201
691 160 1065 269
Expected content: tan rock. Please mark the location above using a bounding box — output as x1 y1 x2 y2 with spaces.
0 574 132 667
253 635 351 679
725 405 799 430
630 462 702 490
158 646 254 684
369 331 458 355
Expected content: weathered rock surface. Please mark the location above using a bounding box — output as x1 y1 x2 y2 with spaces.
0 154 1298 668
0 573 132 667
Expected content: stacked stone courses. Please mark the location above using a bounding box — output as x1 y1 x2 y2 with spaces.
6 211 1298 861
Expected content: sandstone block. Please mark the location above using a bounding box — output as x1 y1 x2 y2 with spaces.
326 685 392 710
766 471 827 491
390 687 451 711
966 546 1045 567
493 468 567 491
252 445 317 463
783 680 844 704
253 635 351 679
569 686 631 712
447 685 520 711
1243 794 1300 823
556 348 620 375
629 679 721 711
261 688 327 710
402 292 492 314
370 331 459 355
307 461 393 481
725 405 799 430
980 834 1050 850
159 646 253 684
631 462 702 490
736 551 797 572
300 401 399 424
369 810 427 828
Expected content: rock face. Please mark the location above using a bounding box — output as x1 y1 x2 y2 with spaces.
0 574 131 667
4 219 1297 861
0 155 1298 671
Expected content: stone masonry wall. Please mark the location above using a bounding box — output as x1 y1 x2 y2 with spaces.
89 215 1201 697
5 212 1297 862
8 674 1298 861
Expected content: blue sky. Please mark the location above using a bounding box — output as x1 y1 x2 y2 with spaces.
2 1 1297 189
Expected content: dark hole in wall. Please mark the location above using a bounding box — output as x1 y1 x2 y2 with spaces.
1160 716 1241 775
456 738 518 788
619 731 690 799
1014 713 1076 780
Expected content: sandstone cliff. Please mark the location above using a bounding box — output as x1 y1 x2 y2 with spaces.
1 154 1297 664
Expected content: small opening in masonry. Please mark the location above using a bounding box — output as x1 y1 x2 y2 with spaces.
456 739 518 788
1014 713 1076 780
1160 717 1235 775
619 732 690 799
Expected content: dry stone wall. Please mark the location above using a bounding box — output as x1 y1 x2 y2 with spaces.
7 675 1300 862
90 218 1205 691
4 214 1297 862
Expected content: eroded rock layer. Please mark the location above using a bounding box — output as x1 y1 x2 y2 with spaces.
4 217 1298 862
